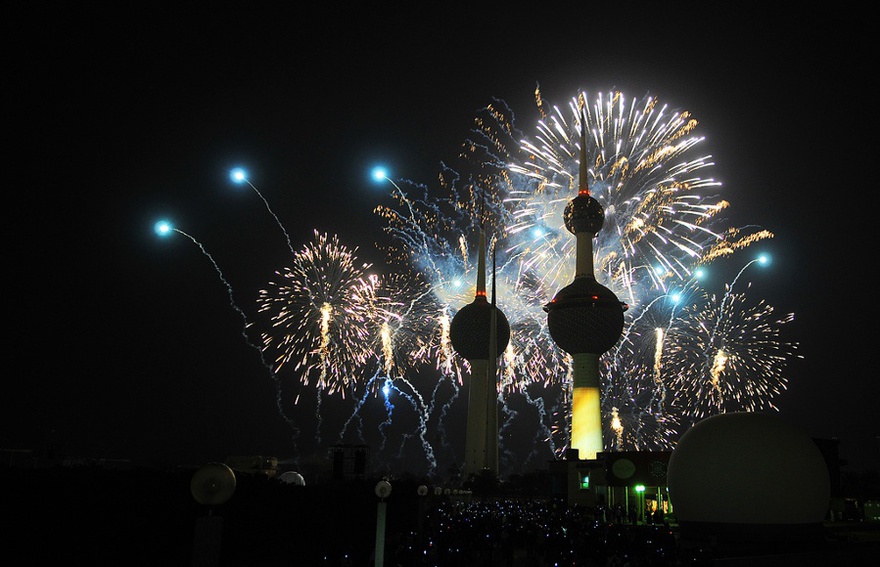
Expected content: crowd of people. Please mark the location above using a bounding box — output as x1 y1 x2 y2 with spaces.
386 497 679 566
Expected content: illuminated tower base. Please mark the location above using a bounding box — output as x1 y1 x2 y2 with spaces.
571 352 603 460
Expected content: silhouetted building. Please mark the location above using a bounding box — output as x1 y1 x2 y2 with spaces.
330 443 368 480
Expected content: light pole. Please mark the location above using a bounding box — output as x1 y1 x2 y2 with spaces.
190 463 236 567
374 480 392 566
635 484 646 525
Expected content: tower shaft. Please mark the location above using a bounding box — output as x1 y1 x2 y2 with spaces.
572 229 602 459
463 291 500 476
464 359 491 475
575 230 594 277
486 292 499 473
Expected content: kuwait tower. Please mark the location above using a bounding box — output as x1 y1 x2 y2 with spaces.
544 108 627 460
449 225 510 476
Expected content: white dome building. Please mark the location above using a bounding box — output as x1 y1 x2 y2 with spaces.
668 412 830 553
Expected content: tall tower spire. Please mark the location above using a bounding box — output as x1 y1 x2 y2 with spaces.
450 219 510 478
543 106 627 460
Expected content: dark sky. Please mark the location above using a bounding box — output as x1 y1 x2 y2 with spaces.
8 6 876 474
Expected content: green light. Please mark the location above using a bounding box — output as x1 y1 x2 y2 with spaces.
580 475 590 489
634 484 646 493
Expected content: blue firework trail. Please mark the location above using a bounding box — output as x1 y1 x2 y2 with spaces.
153 222 265 361
230 168 295 254
377 378 395 455
152 220 300 454
339 370 378 445
384 377 438 477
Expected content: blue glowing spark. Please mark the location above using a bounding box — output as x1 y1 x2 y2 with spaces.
154 220 173 236
371 166 389 183
230 167 248 184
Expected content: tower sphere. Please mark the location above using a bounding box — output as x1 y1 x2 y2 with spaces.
564 193 605 235
544 276 625 355
449 296 511 361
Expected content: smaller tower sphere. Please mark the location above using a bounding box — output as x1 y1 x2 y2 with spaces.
449 296 511 361
564 193 605 235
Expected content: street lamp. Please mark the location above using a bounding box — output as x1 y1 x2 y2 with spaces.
374 480 392 567
190 463 236 567
635 484 646 524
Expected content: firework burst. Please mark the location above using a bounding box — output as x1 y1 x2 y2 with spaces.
183 87 799 473
256 230 380 397
374 87 796 455
665 283 797 422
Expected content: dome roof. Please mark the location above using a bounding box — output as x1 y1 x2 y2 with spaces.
668 412 830 525
544 277 625 354
449 296 511 361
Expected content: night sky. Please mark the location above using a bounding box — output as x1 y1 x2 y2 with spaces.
8 6 876 474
